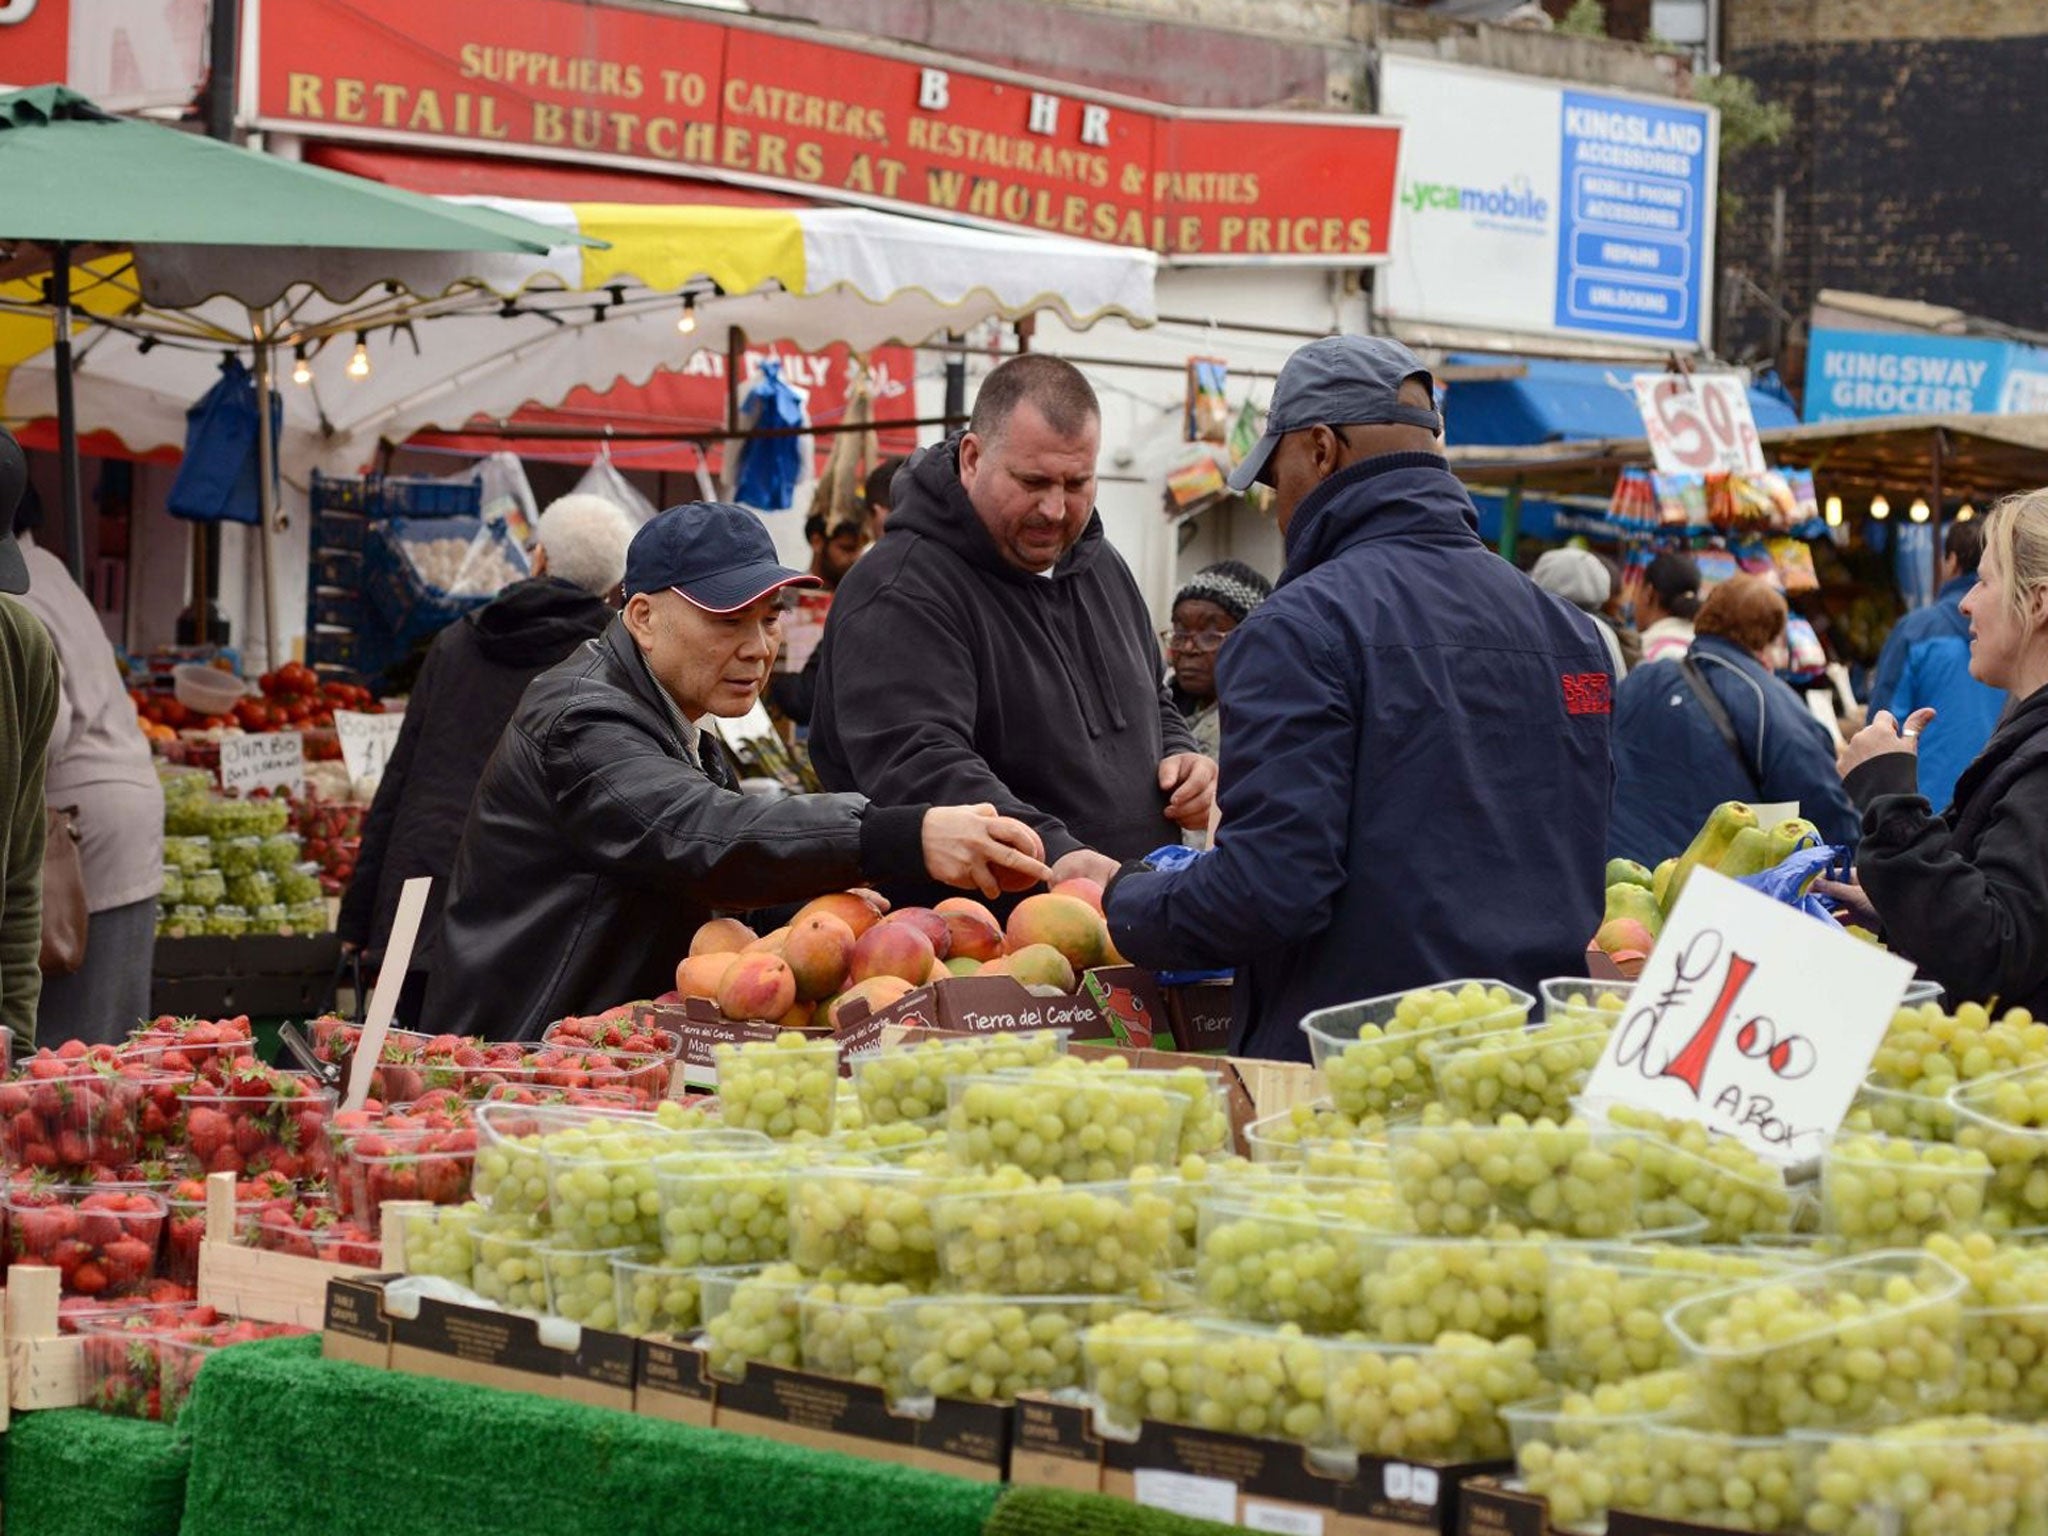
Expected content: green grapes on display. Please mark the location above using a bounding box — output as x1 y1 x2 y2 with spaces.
469 1217 548 1313
1426 1014 1610 1124
946 1072 1185 1183
853 1029 1067 1126
898 1294 1126 1405
401 1201 481 1281
1800 1417 2048 1536
1326 1332 1543 1462
1664 1254 1967 1435
1601 1104 1797 1242
701 1264 809 1380
1387 1116 1637 1238
931 1171 1176 1298
1187 1322 1333 1446
1870 1002 2048 1097
1820 1134 1991 1249
714 1033 840 1139
1952 1066 2048 1229
1082 1312 1202 1438
612 1256 705 1337
1847 1079 1957 1142
1544 1244 1787 1386
1629 1425 1807 1534
1313 982 1532 1121
542 1241 634 1329
1195 1194 1377 1334
543 1126 703 1250
787 1165 942 1284
1359 1235 1550 1344
655 1149 804 1267
798 1281 918 1388
1509 1372 1700 1534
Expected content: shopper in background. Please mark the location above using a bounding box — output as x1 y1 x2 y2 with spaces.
864 455 906 540
1106 336 1614 1061
1596 551 1643 672
810 355 1212 897
1532 547 1630 679
10 477 163 1045
427 500 1051 1040
1634 550 1704 665
1609 574 1861 864
338 493 636 1027
766 476 889 729
0 429 58 1049
1824 490 2048 1013
1165 560 1272 759
1866 516 2006 813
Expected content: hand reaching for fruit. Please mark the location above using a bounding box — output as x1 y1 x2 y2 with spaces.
1159 752 1218 831
1048 847 1121 890
920 805 1050 898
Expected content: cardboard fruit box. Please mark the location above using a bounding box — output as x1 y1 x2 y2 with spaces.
1013 1392 1505 1536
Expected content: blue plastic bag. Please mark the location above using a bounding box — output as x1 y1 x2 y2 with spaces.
166 357 280 526
1136 844 1234 985
733 360 806 511
1735 843 1849 930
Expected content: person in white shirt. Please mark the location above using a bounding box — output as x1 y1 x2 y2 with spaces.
1636 550 1703 665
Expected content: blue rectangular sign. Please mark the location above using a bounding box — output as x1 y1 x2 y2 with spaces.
1804 327 2035 421
1553 91 1712 342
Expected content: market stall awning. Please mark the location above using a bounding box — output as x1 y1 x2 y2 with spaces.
1444 354 1800 447
1447 412 2048 507
302 142 811 211
0 199 1157 465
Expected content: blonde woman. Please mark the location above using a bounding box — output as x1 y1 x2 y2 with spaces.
1827 488 2048 1012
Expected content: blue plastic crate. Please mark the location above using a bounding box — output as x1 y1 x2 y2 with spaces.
314 507 369 552
376 476 481 518
310 470 372 514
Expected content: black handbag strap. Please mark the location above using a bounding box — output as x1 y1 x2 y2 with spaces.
1679 656 1765 796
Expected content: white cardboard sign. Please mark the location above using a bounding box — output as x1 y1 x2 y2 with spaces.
218 731 304 798
1633 374 1767 476
1580 868 1913 1161
335 709 405 790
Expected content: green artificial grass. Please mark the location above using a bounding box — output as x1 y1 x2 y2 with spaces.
982 1485 1241 1536
5 1408 190 1536
176 1335 1006 1536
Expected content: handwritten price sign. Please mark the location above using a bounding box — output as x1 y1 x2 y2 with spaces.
218 731 304 798
1579 869 1914 1162
1633 374 1767 476
335 710 404 790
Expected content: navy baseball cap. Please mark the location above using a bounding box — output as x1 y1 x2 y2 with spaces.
622 500 819 611
0 427 29 596
1229 335 1441 492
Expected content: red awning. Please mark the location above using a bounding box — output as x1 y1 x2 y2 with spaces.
303 144 813 210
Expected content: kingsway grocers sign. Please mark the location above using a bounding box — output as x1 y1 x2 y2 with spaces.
1804 328 2048 421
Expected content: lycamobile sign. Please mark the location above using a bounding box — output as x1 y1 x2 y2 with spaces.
1377 57 1718 349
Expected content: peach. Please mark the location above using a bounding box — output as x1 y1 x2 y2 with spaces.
689 917 757 957
882 907 951 960
792 892 884 940
1050 877 1105 915
825 975 916 1030
1004 893 1107 973
934 898 1004 962
783 912 857 1002
675 952 737 1001
849 922 936 987
717 952 798 1022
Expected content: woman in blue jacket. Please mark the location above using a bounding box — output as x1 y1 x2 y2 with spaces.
1609 574 1862 865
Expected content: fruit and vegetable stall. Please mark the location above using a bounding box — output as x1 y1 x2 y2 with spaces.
1 860 2038 1536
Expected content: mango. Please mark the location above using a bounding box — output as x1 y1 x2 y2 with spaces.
717 953 798 1023
982 942 1076 993
944 956 983 977
934 897 1004 962
849 922 936 987
1049 876 1106 914
783 912 856 1002
675 952 737 1001
1004 893 1107 974
1594 916 1658 959
881 907 952 960
792 892 884 940
743 926 789 956
689 917 756 957
825 975 916 1030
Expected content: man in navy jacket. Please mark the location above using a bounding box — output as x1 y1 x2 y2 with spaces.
1104 337 1614 1062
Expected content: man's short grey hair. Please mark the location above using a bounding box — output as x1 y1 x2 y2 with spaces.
532 494 637 595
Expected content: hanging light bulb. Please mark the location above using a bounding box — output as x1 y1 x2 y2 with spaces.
676 293 698 336
347 332 371 381
1824 495 1843 527
1870 494 1890 521
1957 502 1977 521
1909 497 1931 524
290 344 312 387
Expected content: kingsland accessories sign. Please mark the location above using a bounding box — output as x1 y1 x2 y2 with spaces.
1377 55 1718 349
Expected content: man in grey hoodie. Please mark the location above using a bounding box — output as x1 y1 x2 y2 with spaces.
810 355 1215 897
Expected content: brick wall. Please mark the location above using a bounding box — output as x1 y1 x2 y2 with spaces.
1727 0 2048 51
1719 30 2048 367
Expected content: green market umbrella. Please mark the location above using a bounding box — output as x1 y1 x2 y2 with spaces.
0 84 594 597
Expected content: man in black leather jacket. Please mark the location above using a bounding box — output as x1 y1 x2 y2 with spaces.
423 501 1050 1040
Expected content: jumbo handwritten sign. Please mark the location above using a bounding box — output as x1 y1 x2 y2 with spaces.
1579 868 1913 1162
218 731 304 798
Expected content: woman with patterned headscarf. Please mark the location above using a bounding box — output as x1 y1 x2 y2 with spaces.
1164 559 1273 758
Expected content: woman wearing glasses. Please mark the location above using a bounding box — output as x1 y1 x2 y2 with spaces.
1163 561 1273 758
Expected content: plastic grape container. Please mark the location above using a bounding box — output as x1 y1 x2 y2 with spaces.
1504 1373 1700 1534
1849 1078 1957 1142
468 1216 549 1313
1543 1242 1794 1386
1423 1017 1611 1125
611 1254 708 1338
1620 1423 1809 1534
1598 1104 1799 1244
1081 1310 1202 1439
699 1263 810 1381
1662 1249 1968 1435
931 1174 1177 1299
1818 1132 1991 1250
541 1123 727 1250
1194 1192 1384 1334
1358 1234 1552 1344
653 1142 811 1268
1385 1118 1639 1238
1325 1331 1546 1462
713 1034 841 1139
1793 1417 2048 1536
851 1028 1069 1127
540 1240 639 1329
398 1202 481 1282
797 1280 920 1388
1241 1100 1396 1179
1538 977 1637 1026
944 1071 1186 1182
1951 1064 2048 1230
892 1293 1130 1410
786 1163 944 1284
1301 980 1534 1121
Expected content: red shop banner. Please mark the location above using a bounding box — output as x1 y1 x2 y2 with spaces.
248 0 1400 262
0 0 70 89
